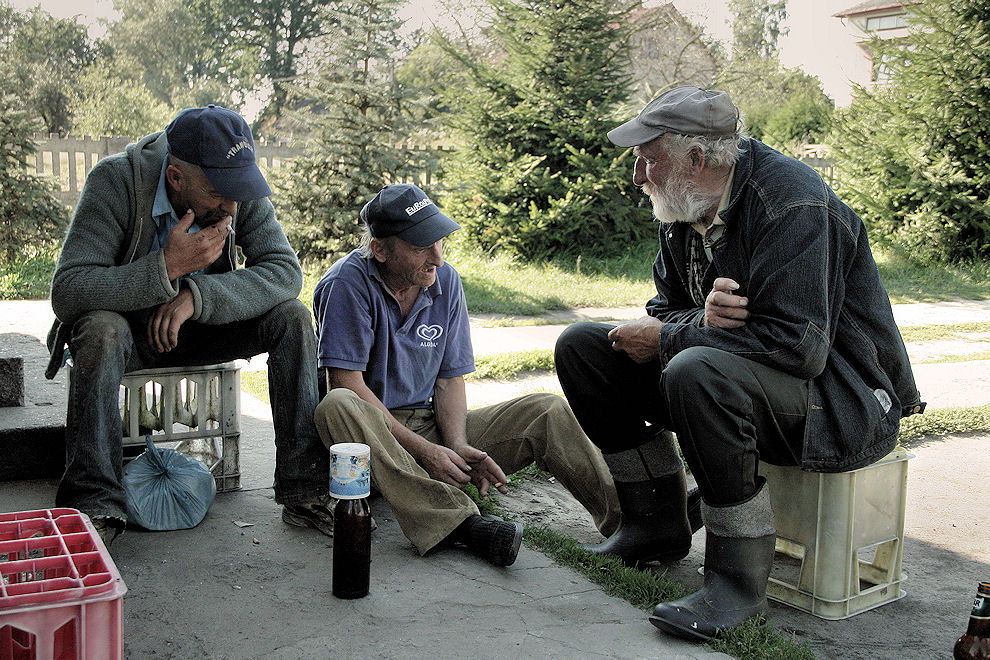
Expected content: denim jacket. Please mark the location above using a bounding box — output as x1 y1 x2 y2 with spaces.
649 138 922 472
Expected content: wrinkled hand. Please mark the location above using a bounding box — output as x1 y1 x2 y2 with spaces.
163 210 232 281
416 442 474 490
456 444 510 498
704 277 749 329
147 289 194 353
608 316 663 364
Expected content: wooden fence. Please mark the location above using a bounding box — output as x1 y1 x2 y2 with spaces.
28 134 833 209
28 134 306 207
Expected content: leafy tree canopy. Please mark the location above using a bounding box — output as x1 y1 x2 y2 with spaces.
106 0 246 110
69 62 174 138
0 1 96 134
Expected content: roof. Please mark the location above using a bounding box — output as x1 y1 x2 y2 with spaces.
833 0 917 18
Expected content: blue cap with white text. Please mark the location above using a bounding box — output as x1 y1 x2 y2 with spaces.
360 184 460 247
166 105 272 202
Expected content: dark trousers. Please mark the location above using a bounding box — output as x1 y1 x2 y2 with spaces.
57 299 328 520
554 322 809 506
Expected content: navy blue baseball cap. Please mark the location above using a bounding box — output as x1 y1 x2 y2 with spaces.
360 184 460 247
165 105 272 202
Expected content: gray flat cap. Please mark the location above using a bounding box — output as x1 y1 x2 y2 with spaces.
607 86 739 147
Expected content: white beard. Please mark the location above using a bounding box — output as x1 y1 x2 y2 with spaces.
642 177 710 225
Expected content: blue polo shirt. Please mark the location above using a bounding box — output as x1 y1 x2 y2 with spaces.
313 250 475 410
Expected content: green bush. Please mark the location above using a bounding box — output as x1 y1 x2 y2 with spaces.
830 0 990 264
0 78 68 262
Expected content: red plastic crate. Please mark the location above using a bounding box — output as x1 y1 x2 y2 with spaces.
0 508 126 659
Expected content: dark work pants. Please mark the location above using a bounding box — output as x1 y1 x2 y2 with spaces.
554 322 810 506
57 299 328 521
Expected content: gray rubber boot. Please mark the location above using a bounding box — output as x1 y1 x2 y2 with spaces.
582 431 703 566
649 479 776 641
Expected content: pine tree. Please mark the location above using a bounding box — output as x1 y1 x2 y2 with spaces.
831 0 990 263
439 0 654 260
272 0 419 262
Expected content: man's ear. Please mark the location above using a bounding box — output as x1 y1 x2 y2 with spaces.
370 238 388 263
165 164 185 192
688 147 706 174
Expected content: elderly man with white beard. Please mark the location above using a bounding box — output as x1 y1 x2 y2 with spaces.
553 86 922 642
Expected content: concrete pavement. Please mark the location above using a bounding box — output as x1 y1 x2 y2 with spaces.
2 298 989 658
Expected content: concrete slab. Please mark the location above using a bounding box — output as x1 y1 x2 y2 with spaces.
2 417 728 660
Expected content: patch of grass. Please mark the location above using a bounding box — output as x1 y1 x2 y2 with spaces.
524 526 689 606
898 404 990 445
876 247 990 303
897 322 990 342
239 370 269 405
918 352 990 364
468 349 555 379
522 526 814 659
708 615 816 660
292 244 989 319
476 317 564 328
446 243 658 315
0 243 59 300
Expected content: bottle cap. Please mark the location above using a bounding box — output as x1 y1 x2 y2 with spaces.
329 443 371 499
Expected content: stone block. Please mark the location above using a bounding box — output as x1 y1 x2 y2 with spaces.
0 356 25 407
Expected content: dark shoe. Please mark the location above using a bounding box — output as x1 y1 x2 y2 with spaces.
91 516 124 548
582 473 702 566
455 514 523 567
283 499 377 537
283 501 336 536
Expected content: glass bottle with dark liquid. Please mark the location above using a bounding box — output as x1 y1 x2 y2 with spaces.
955 582 990 659
332 496 371 599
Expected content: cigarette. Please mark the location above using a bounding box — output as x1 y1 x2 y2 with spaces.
494 482 504 488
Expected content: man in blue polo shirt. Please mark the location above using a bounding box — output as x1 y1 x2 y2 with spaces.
313 184 620 567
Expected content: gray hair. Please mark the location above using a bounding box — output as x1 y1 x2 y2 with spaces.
358 226 397 258
358 225 374 258
660 131 746 169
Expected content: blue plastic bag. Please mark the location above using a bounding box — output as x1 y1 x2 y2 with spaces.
123 435 217 530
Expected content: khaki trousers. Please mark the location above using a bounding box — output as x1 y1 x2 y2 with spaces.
314 389 620 555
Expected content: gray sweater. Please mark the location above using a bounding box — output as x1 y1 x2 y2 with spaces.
47 131 302 377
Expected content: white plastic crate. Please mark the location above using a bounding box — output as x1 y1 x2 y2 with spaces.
759 447 911 620
120 362 241 492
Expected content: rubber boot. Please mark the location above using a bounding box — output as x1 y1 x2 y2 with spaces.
649 480 776 642
581 471 703 566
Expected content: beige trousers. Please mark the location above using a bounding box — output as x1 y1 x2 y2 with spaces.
314 389 620 555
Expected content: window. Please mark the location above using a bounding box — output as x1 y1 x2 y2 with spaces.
866 14 907 31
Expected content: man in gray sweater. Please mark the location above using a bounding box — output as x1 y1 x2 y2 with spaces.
47 105 332 544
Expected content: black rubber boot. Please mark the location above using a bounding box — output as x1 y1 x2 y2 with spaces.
649 480 777 642
581 472 703 566
454 514 524 567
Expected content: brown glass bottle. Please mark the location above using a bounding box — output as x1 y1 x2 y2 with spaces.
332 497 371 599
955 582 990 659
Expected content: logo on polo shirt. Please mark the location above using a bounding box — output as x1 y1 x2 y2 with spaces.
405 198 433 216
417 324 443 347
